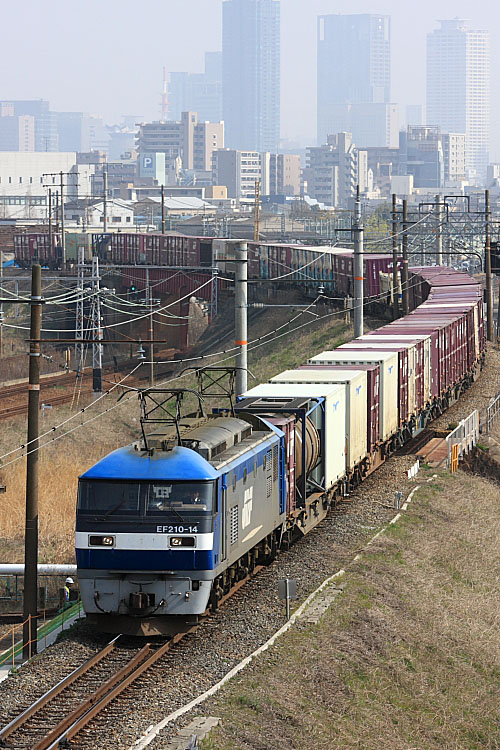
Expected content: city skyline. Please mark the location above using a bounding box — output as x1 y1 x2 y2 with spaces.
0 1 498 158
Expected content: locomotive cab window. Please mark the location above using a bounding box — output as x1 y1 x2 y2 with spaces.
146 481 215 514
77 481 140 516
77 479 215 517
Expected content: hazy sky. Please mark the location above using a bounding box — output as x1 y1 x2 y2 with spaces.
2 0 499 155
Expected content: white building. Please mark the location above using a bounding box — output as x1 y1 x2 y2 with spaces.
65 198 134 228
427 19 489 179
212 149 262 199
0 152 93 197
305 133 365 209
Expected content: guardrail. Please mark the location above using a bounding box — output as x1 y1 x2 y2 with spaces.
447 410 480 471
0 599 82 669
482 392 500 435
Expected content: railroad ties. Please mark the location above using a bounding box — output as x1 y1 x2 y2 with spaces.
0 631 193 749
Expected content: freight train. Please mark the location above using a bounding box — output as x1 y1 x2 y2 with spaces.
75 265 485 635
13 232 399 300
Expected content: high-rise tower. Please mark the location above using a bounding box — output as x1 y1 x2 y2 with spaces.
427 19 489 178
222 0 280 152
317 14 391 146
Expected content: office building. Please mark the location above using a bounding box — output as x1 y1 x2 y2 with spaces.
0 100 58 151
169 52 222 123
399 127 443 189
442 133 466 184
212 149 263 198
222 0 280 152
136 112 224 177
305 133 364 208
56 112 109 153
317 14 391 145
0 111 35 151
427 19 489 178
268 154 301 196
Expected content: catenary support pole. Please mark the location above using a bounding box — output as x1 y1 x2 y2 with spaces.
149 288 154 386
392 193 399 320
48 188 52 261
92 256 102 398
161 184 165 234
402 199 409 316
235 241 248 397
435 194 443 265
353 185 364 338
59 172 65 268
0 248 3 357
485 189 494 342
103 168 108 234
23 264 42 658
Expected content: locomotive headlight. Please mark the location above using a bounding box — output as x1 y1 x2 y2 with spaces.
169 536 195 548
89 535 115 547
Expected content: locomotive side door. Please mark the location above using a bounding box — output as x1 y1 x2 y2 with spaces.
220 476 228 563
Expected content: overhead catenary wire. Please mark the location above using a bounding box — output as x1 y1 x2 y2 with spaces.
0 264 453 473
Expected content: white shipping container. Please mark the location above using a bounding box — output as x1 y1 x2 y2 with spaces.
242 382 346 489
359 334 432 406
270 370 367 470
341 341 417 419
309 350 398 441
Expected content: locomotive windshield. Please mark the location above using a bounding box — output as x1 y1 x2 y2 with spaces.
77 480 215 518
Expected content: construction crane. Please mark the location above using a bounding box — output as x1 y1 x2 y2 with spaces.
254 179 260 241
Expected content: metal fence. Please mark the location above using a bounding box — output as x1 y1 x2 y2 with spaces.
446 410 480 471
483 392 500 435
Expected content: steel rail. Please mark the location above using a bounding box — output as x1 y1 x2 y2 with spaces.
0 635 120 742
44 631 191 749
36 642 153 750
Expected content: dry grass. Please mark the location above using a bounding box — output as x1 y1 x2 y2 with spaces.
202 469 500 749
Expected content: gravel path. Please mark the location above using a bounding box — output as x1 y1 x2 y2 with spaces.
1 348 498 749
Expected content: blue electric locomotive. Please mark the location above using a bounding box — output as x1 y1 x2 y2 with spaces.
76 406 294 635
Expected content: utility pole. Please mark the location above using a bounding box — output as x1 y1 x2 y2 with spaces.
161 184 165 234
149 289 154 386
392 193 399 321
103 167 108 234
75 248 85 377
60 172 66 268
353 185 364 338
92 256 103 398
485 189 494 341
48 188 52 261
0 248 3 357
254 180 260 242
235 241 248 396
402 199 409 316
55 190 59 236
435 194 443 265
23 264 42 658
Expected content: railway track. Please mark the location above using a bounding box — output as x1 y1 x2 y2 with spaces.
0 351 177 421
0 633 190 749
0 565 261 749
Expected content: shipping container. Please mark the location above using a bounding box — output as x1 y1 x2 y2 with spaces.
242 382 347 490
308 350 398 441
298 364 380 453
359 333 430 410
339 342 412 424
270 369 368 470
